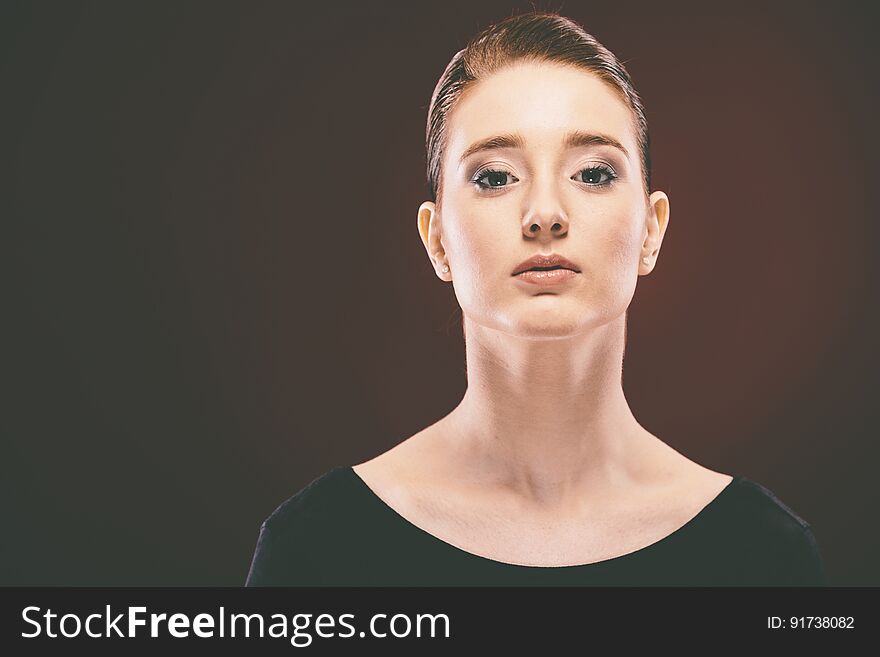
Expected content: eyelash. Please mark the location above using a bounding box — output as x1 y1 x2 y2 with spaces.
470 164 618 191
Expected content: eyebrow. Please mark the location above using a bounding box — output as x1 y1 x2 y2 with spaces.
458 130 630 165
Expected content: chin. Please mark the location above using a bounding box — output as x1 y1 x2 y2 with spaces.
503 313 593 340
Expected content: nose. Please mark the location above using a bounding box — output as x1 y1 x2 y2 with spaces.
521 181 570 239
524 215 568 237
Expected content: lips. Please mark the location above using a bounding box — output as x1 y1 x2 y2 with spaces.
511 253 581 276
514 267 578 285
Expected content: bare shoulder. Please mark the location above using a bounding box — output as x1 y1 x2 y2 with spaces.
639 433 733 501
351 428 438 515
352 429 734 566
668 466 735 525
353 428 733 523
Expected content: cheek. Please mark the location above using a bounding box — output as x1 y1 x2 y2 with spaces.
587 212 642 306
603 223 640 271
441 207 513 317
443 206 504 279
590 199 643 268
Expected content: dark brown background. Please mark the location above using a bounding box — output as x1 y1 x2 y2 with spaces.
4 0 877 585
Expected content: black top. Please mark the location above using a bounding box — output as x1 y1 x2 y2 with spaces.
245 466 827 586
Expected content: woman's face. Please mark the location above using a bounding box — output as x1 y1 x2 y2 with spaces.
419 60 669 339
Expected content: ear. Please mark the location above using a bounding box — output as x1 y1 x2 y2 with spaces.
417 201 451 280
640 191 670 273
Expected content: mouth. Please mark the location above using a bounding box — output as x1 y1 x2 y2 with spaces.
514 267 579 285
511 254 581 276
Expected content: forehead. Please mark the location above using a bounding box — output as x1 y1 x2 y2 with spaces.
445 61 637 166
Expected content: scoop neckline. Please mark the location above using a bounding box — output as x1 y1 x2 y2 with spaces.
341 465 742 570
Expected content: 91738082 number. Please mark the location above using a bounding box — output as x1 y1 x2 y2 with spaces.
767 616 854 629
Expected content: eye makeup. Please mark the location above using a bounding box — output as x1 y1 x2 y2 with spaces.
469 163 618 192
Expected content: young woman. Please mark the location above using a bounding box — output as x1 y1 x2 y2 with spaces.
246 11 826 586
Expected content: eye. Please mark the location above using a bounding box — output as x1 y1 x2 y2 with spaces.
471 164 618 191
471 168 517 190
574 164 617 186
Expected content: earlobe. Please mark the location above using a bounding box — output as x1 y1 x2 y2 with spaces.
417 201 449 279
641 191 670 271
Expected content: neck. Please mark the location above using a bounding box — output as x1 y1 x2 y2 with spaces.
441 311 656 509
